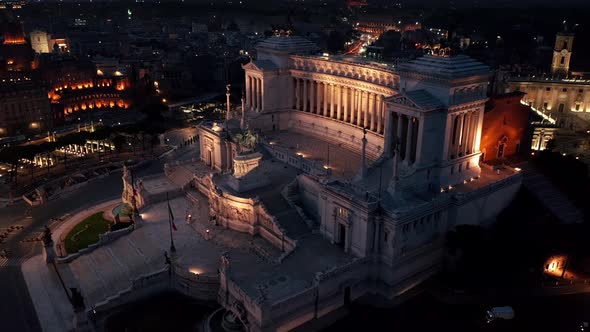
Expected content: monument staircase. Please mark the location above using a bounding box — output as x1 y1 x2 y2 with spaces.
518 162 584 224
260 190 311 240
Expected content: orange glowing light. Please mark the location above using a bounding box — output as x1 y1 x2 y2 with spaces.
3 37 26 45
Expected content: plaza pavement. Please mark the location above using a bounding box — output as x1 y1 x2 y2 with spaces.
265 131 362 179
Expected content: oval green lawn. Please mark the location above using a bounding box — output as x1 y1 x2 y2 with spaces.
64 212 111 254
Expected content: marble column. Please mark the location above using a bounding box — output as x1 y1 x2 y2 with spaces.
356 90 363 127
330 84 335 118
303 79 308 112
473 111 483 153
343 86 349 123
257 78 264 112
295 78 301 111
246 75 251 110
349 88 355 124
310 80 316 114
363 91 369 129
415 118 424 164
405 116 414 163
316 81 322 114
457 113 465 156
462 112 472 156
376 96 383 134
369 93 376 131
336 86 342 120
383 110 393 157
253 78 258 111
444 114 453 160
323 83 329 117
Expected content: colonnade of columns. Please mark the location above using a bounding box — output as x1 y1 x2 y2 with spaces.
292 77 386 134
388 112 420 165
32 155 55 167
447 111 479 160
245 74 263 112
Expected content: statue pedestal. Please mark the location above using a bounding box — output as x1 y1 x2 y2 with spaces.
43 244 55 264
227 152 270 193
72 309 91 332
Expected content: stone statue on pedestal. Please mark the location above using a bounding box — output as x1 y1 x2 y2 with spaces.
42 225 53 246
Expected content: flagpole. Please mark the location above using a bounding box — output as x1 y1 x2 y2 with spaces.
167 193 176 253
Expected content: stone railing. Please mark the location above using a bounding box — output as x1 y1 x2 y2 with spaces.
222 275 264 323
261 141 326 177
316 257 370 283
90 264 220 323
90 267 170 321
269 284 316 321
452 169 522 203
201 173 297 254
280 179 315 229
56 223 134 264
174 267 220 301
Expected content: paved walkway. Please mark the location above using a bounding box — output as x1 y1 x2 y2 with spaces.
22 257 73 332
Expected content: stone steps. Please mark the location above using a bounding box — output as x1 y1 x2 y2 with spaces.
520 163 584 224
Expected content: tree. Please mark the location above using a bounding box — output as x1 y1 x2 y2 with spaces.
326 30 347 54
0 146 25 185
445 224 490 287
112 135 126 155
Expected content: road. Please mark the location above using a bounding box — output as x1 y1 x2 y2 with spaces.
324 292 590 332
0 132 198 332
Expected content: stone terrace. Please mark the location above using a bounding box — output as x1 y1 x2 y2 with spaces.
66 187 355 308
265 131 362 180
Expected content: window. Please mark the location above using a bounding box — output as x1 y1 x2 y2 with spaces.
558 104 565 112
563 40 568 49
562 88 567 92
560 57 565 65
450 166 454 175
543 102 548 109
576 103 581 111
579 89 584 93
336 207 349 219
458 164 463 172
546 87 551 91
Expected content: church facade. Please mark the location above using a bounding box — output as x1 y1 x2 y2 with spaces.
195 35 522 332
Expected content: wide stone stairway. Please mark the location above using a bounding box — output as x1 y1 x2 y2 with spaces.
519 163 584 224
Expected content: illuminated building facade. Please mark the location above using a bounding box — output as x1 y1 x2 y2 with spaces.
480 92 531 162
0 77 51 136
0 21 34 74
508 29 590 131
191 36 522 331
39 56 132 124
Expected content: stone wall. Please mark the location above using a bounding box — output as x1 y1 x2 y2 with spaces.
56 224 134 263
90 265 220 326
449 167 522 228
198 175 297 253
285 111 384 161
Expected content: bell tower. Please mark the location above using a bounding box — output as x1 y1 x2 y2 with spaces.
551 24 574 75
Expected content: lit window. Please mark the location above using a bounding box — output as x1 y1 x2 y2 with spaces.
336 207 349 219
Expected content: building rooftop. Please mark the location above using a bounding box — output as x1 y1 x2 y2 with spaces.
295 54 396 73
256 35 319 55
265 131 362 180
403 89 444 110
399 54 490 79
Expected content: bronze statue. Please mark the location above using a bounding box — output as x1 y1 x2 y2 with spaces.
42 225 53 246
